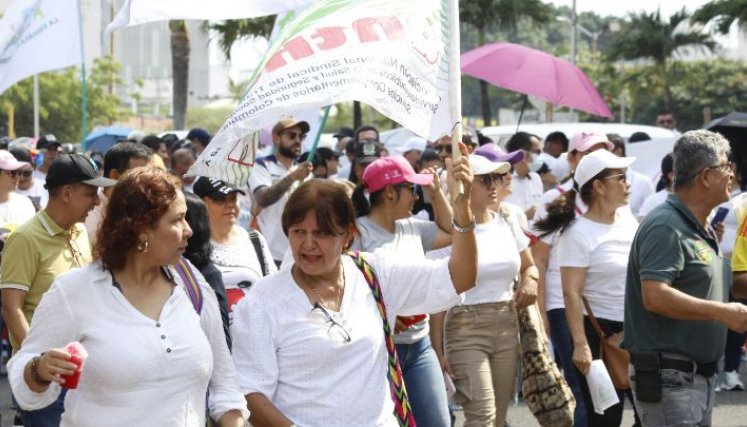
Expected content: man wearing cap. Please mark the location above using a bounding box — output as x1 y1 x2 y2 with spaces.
249 117 313 264
316 147 341 178
1 154 115 425
33 135 62 182
623 130 747 426
84 142 153 246
186 127 212 155
10 148 48 211
0 150 36 227
397 136 427 171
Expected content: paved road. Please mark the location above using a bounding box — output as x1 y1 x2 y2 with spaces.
0 369 745 426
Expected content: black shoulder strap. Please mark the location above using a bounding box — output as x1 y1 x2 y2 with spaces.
248 229 268 276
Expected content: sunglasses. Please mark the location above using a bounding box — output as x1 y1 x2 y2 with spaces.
394 183 418 195
479 173 505 186
435 145 452 154
282 131 308 141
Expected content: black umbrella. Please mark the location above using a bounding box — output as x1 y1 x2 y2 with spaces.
705 112 747 145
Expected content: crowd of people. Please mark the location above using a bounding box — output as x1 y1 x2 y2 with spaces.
0 112 743 427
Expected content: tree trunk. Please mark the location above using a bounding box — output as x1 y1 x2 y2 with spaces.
353 101 362 131
170 20 190 130
477 28 492 126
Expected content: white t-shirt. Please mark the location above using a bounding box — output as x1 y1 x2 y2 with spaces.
7 262 248 426
231 252 460 427
15 179 48 209
248 155 300 261
428 211 529 305
351 216 438 344
0 192 36 227
505 172 543 219
627 169 655 218
557 214 638 322
638 189 669 219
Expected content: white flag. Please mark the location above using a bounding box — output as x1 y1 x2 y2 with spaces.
0 0 82 96
107 0 313 33
188 0 457 183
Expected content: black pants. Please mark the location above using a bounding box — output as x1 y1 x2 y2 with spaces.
574 316 640 427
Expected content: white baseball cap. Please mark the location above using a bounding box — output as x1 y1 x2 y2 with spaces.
469 154 511 176
396 136 427 154
574 149 635 189
0 150 28 171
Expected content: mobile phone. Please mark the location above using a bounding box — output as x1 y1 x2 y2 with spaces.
710 207 729 228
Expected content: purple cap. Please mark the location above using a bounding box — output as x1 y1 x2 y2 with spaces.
474 143 525 164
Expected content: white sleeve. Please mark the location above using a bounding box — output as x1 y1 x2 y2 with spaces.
364 252 461 318
248 163 272 193
557 225 592 268
231 295 279 398
184 263 250 421
7 283 76 410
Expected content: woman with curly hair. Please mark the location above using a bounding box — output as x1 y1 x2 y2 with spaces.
7 167 248 426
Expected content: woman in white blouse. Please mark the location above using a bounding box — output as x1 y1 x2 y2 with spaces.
554 150 639 426
8 168 248 427
192 176 276 318
232 146 476 427
431 155 538 427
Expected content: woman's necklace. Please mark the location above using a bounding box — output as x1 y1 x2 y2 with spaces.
295 267 345 309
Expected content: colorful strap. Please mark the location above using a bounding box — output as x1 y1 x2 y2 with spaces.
348 251 416 427
175 256 203 315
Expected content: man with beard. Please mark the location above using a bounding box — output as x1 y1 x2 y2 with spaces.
1 154 115 425
249 118 312 265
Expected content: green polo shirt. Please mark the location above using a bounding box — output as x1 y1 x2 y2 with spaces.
0 210 91 351
622 194 729 363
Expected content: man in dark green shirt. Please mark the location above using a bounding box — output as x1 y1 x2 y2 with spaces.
623 130 747 426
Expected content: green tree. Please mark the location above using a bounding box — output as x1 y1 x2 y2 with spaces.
603 8 715 112
0 56 127 141
692 0 747 33
170 20 190 130
208 17 276 60
460 0 551 126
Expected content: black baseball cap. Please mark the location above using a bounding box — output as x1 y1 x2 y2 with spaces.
316 147 342 160
355 141 383 164
333 127 354 138
37 134 61 151
192 176 246 200
45 154 117 190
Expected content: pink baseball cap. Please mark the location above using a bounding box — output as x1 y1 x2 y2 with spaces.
362 156 433 193
569 132 614 153
0 150 28 171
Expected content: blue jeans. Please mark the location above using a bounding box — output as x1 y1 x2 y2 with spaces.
547 308 588 427
396 335 450 427
14 388 67 427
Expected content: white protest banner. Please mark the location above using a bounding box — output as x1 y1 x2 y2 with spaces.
188 0 457 184
107 0 313 33
0 0 82 96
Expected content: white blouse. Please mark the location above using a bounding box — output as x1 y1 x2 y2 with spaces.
231 252 461 427
7 261 249 427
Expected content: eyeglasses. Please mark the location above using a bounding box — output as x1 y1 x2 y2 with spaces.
707 161 733 173
479 173 505 187
311 302 351 344
282 131 307 141
435 145 452 154
603 173 627 183
1 170 19 178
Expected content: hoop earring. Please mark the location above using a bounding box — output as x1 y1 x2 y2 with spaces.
137 240 150 253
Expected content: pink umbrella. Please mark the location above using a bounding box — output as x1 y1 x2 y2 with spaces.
461 42 613 118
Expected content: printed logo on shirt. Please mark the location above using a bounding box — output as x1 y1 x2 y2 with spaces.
694 240 713 262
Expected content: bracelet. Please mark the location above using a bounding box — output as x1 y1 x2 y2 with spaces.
452 216 476 233
30 354 51 387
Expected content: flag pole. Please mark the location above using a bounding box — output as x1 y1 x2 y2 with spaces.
448 0 463 196
33 75 39 138
77 0 88 148
307 105 331 164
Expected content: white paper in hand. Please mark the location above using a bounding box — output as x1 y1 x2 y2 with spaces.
444 372 456 399
586 359 619 414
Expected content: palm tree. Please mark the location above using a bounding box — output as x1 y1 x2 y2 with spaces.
209 17 276 61
604 8 715 112
170 20 190 130
692 0 747 33
460 0 551 126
